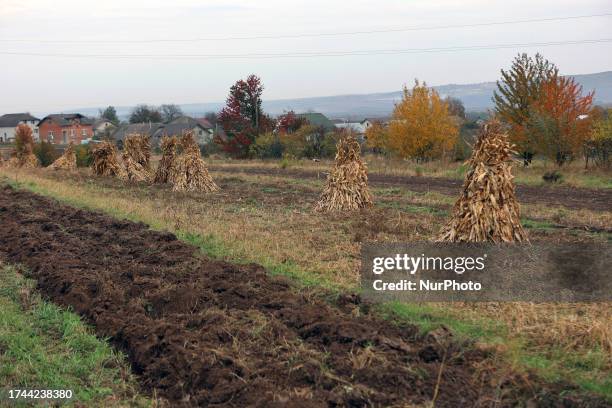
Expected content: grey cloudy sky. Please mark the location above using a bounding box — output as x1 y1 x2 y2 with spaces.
1 0 611 113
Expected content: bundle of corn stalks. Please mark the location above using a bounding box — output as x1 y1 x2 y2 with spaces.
11 150 39 169
124 133 151 170
437 119 529 243
6 124 40 168
170 132 219 192
154 136 179 183
48 143 76 171
91 140 126 178
7 143 39 168
315 133 372 212
122 134 153 182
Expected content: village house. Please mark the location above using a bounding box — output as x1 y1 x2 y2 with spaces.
297 112 336 132
38 113 94 144
0 113 40 142
93 119 118 138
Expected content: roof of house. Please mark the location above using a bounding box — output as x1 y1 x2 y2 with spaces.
0 113 40 127
335 122 366 133
112 116 210 142
297 112 336 131
39 113 93 126
195 118 213 129
93 119 117 128
153 123 208 139
112 123 163 141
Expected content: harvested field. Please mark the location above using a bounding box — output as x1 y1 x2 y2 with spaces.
207 165 612 212
0 185 606 407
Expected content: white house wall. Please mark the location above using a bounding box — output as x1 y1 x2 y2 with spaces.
0 121 39 143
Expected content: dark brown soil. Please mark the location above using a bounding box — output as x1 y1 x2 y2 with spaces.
0 185 607 407
208 166 612 212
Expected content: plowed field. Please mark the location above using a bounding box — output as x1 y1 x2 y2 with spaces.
0 185 605 407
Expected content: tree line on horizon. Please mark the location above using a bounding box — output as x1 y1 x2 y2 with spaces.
95 53 610 168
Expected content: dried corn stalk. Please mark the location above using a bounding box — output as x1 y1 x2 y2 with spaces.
48 143 77 170
170 132 219 192
124 133 151 170
91 140 126 179
122 134 152 182
315 133 372 212
437 119 528 243
154 136 179 183
7 141 39 169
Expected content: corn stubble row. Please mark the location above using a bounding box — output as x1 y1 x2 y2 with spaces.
9 119 528 243
91 132 218 193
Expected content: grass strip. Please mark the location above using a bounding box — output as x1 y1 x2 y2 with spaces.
0 264 150 407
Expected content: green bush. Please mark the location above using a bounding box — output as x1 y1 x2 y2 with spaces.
74 144 92 167
250 132 283 159
33 141 59 167
200 140 223 157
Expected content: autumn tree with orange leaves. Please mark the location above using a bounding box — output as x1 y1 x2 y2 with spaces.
494 53 558 165
387 80 458 162
526 74 594 166
365 120 388 153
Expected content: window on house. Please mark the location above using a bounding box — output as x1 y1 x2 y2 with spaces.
62 130 67 144
82 129 87 137
48 130 54 142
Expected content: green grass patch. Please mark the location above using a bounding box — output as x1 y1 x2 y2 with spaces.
0 264 149 407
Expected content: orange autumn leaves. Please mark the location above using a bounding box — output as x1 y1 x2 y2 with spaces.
527 75 594 164
367 80 458 161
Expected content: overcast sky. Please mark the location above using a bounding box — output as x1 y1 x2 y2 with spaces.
1 0 611 113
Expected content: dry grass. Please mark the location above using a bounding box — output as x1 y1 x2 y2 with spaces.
438 120 528 242
315 133 372 212
48 143 76 171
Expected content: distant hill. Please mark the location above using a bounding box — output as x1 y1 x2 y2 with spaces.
65 71 612 120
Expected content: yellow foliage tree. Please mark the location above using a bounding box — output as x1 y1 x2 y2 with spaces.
365 120 388 152
388 80 458 161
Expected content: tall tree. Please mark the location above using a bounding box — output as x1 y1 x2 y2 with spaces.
365 120 388 153
387 80 458 162
160 104 183 122
493 53 558 164
527 74 594 166
445 97 466 119
276 110 306 134
99 106 119 125
129 105 162 124
217 74 274 158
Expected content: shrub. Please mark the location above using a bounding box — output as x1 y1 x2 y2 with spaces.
542 171 563 184
33 141 59 167
74 144 93 167
200 140 223 157
250 132 283 159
